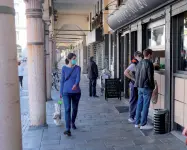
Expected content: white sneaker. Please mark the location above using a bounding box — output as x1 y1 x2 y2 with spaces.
128 118 135 123
135 124 140 128
140 124 153 130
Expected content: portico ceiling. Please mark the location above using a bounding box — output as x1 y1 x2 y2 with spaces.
54 0 98 14
53 0 98 48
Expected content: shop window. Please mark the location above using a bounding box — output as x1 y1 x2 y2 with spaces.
173 12 187 71
146 19 166 70
180 12 187 71
147 25 165 50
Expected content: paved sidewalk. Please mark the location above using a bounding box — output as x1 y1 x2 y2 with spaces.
22 75 187 150
19 63 30 135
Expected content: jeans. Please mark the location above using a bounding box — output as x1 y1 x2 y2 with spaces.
129 82 138 119
89 79 97 96
135 88 152 126
63 93 81 131
19 76 23 87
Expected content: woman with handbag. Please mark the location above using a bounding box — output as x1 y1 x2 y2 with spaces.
60 53 81 136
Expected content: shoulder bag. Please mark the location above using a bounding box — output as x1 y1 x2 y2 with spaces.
65 66 77 82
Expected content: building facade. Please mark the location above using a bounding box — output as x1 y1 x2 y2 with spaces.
86 0 187 133
14 0 27 60
102 0 187 132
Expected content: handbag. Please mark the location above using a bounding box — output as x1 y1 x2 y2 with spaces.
65 66 76 82
151 80 158 104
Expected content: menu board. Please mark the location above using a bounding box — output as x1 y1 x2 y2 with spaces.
105 79 121 100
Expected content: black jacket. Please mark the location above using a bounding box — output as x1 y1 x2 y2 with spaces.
134 59 155 90
87 60 98 79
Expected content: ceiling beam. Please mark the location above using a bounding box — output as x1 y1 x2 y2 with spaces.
57 13 89 17
55 37 81 40
56 34 86 36
56 41 76 43
55 39 78 41
55 29 90 32
55 39 79 41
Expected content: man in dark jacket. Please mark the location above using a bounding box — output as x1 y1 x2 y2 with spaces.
87 57 99 97
134 49 154 130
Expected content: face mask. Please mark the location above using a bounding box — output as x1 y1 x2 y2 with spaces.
71 60 77 65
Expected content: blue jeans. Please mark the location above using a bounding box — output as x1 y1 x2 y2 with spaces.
135 88 152 126
129 82 138 119
63 93 81 131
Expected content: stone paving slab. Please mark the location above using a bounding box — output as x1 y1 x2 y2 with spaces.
22 74 187 150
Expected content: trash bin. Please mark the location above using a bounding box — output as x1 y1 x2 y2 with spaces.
154 109 169 134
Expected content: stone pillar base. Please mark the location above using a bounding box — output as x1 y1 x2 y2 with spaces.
29 123 48 130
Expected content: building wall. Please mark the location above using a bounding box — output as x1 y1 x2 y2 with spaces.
107 0 187 131
14 0 27 50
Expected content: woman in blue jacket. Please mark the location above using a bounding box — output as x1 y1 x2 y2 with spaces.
60 53 81 136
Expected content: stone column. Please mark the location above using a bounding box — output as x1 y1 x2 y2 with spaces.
25 0 46 127
49 38 53 73
0 0 22 149
45 24 51 100
82 37 87 74
52 41 56 69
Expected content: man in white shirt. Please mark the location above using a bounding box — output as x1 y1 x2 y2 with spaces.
124 51 143 123
18 61 24 89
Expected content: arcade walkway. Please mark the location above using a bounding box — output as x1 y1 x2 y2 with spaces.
22 76 187 150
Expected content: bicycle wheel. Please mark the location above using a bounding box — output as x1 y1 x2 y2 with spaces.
55 79 60 91
51 77 56 90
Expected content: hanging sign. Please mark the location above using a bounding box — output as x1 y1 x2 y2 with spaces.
107 0 171 30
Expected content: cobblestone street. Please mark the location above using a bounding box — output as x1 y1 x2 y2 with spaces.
21 72 187 150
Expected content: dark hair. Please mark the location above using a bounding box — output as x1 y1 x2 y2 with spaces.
65 53 76 64
134 51 143 57
65 59 69 65
90 56 94 61
143 49 153 57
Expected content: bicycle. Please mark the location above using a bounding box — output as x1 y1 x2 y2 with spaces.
51 70 61 91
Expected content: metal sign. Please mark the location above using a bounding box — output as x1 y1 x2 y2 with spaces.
107 0 171 30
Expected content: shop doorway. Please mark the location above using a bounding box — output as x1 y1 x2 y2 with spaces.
131 31 137 59
119 34 125 94
124 33 130 98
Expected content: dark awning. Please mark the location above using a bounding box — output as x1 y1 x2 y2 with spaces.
107 0 172 30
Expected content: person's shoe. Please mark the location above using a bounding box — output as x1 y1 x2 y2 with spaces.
64 130 71 136
140 124 153 130
93 95 99 98
128 118 135 123
135 124 140 128
72 124 77 130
